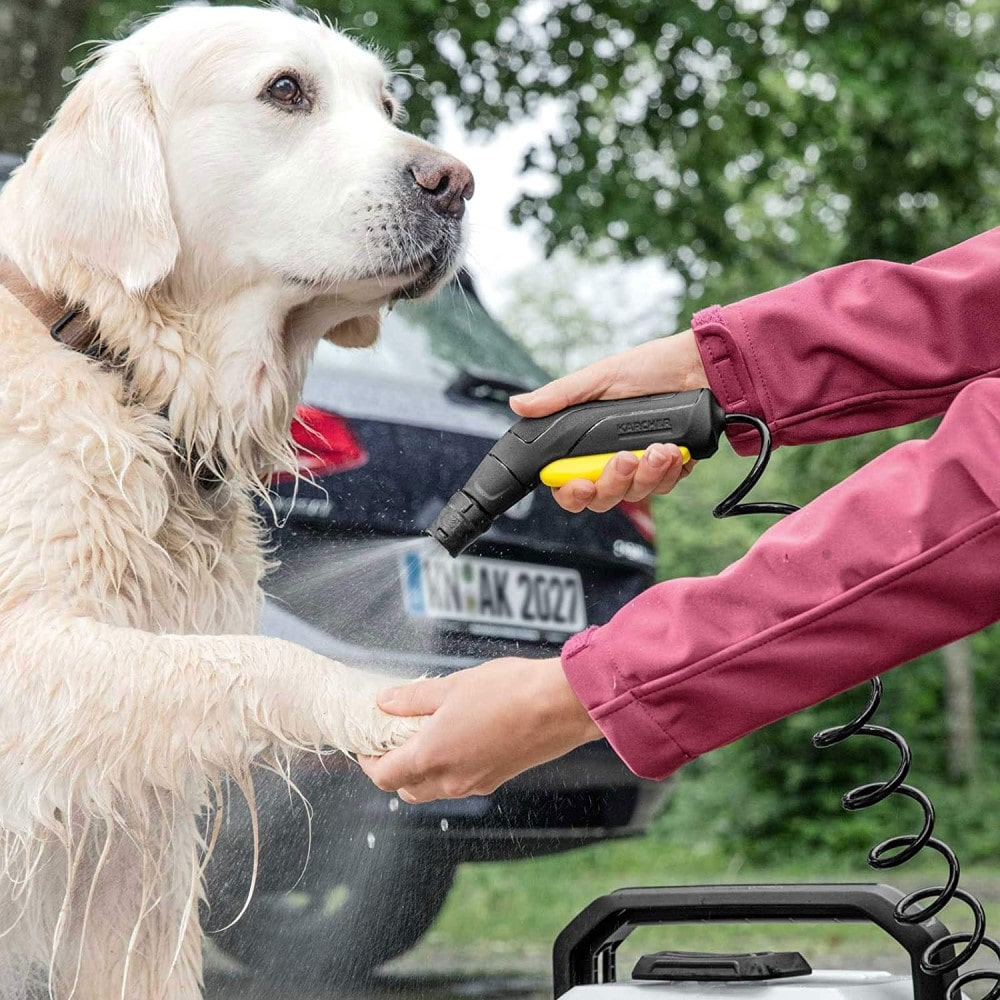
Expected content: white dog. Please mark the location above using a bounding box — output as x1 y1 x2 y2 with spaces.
0 5 473 997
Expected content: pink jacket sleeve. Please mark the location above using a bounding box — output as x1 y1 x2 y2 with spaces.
561 227 1000 781
694 226 1000 456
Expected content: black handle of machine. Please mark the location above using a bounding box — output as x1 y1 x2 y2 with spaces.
632 949 812 982
552 883 957 1000
505 388 726 461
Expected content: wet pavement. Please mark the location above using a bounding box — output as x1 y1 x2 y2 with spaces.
205 972 552 1000
205 969 549 1000
203 941 551 1000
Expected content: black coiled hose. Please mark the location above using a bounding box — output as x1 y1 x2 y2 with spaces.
716 412 1000 1000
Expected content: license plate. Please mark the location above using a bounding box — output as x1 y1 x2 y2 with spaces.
401 551 587 636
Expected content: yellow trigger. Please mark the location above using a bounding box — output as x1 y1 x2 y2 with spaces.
539 447 691 488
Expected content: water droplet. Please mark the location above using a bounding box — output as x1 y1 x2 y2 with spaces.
366 831 376 849
389 797 400 813
439 818 449 832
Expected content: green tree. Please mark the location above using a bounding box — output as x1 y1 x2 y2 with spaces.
0 0 93 154
498 247 681 373
322 0 1000 313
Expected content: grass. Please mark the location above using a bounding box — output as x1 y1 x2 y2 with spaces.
400 828 1000 977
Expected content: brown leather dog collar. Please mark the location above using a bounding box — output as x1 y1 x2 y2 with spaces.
0 255 100 356
0 256 230 489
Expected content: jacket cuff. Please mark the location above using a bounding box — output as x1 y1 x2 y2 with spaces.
692 304 769 456
561 627 693 781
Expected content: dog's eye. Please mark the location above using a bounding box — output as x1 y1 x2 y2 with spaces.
382 97 396 121
265 74 307 110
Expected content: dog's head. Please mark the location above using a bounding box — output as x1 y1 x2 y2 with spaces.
0 4 475 486
3 4 472 348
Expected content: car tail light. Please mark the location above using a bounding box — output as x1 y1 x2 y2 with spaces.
620 497 656 545
273 405 368 483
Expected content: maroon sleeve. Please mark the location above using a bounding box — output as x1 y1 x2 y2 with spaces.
692 226 1000 456
561 377 1000 781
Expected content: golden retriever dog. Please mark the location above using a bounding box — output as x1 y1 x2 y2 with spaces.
0 5 473 997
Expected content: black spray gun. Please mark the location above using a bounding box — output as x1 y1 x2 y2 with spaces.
426 388 788 557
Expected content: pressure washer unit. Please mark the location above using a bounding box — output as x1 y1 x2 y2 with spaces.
427 389 1000 1000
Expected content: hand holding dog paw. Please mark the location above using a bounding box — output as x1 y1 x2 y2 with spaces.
340 670 423 757
357 658 601 803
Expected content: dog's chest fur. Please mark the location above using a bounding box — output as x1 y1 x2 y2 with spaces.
0 293 265 637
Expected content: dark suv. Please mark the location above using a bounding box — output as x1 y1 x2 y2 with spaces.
203 276 668 984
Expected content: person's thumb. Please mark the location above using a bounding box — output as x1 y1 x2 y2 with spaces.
510 360 617 418
377 676 450 717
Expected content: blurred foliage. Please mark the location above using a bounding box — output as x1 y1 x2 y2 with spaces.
44 0 1000 863
0 0 93 153
499 248 682 371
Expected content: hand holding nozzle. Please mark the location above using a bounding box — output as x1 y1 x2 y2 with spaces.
510 330 709 513
427 332 722 559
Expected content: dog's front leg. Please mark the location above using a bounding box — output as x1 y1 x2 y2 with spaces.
0 609 419 998
0 609 418 812
43 807 206 1000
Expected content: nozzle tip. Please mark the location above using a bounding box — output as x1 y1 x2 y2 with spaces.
426 490 493 558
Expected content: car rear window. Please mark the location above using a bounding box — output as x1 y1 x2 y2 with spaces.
311 281 550 389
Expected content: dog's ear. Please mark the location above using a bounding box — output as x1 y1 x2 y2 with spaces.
323 313 381 348
13 47 178 294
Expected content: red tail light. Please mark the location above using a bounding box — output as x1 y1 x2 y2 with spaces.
620 497 656 545
273 405 368 483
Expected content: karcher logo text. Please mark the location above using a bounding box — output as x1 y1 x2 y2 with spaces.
618 417 673 436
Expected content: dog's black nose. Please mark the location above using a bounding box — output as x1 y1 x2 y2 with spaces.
408 153 475 219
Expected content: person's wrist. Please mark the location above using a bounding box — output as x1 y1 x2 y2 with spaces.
673 329 710 392
534 657 602 745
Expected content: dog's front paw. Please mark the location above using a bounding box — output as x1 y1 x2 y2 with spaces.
341 672 422 757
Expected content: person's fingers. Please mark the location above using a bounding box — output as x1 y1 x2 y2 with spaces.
377 676 450 717
587 451 640 513
550 450 697 513
676 459 697 481
357 743 424 791
623 445 685 502
509 359 619 418
551 480 597 513
394 780 442 804
356 755 380 780
395 776 489 804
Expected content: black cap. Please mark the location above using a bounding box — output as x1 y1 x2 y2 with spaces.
425 490 494 557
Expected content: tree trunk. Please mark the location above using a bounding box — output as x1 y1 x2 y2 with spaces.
942 638 977 783
0 0 95 156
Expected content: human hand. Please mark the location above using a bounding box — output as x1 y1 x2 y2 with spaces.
357 657 602 803
510 330 709 513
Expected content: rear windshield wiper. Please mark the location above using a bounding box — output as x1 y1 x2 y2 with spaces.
446 367 539 406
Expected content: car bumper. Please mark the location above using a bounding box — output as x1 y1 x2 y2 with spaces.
292 740 670 863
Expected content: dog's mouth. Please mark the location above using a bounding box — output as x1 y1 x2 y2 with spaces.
390 241 459 302
283 227 463 302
